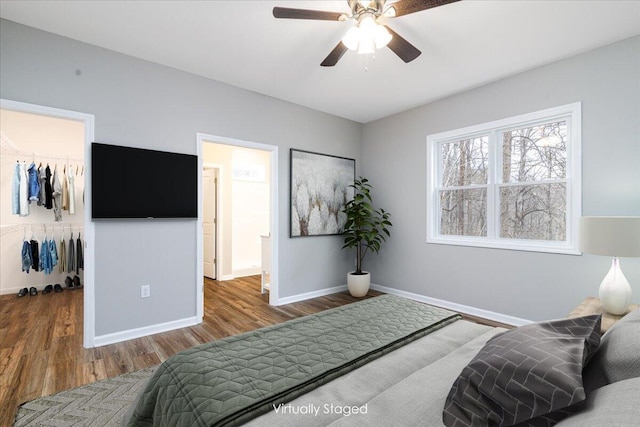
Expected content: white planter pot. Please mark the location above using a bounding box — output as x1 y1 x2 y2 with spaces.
347 272 370 297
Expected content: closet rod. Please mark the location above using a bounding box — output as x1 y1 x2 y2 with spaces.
1 132 84 163
0 223 84 237
6 151 84 164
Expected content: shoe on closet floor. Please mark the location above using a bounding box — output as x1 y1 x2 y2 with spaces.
65 276 74 290
73 275 83 289
43 284 53 294
29 287 38 296
18 287 28 297
54 284 63 293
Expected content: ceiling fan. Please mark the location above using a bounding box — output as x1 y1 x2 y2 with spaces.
273 0 460 67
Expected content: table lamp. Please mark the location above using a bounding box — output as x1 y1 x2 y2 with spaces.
579 216 640 315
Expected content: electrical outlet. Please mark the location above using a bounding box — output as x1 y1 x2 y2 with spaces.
141 285 151 298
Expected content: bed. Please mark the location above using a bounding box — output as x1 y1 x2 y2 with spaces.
123 294 640 426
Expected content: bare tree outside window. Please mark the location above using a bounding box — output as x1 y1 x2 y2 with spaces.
499 121 567 240
439 136 488 236
427 103 580 254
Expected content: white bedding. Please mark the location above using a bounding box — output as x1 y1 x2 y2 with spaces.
247 320 505 426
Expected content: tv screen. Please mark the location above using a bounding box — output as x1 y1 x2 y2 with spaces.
91 143 197 219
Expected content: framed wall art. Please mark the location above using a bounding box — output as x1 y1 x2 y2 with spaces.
290 149 355 237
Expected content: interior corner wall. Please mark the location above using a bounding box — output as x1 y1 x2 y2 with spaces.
0 19 362 338
361 36 640 321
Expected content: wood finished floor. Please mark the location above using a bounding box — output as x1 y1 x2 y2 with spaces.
0 276 383 426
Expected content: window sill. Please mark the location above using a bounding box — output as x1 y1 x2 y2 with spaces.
426 236 581 255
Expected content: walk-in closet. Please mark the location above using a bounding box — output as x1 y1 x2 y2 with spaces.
0 108 86 298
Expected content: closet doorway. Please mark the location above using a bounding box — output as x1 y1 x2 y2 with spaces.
196 133 279 313
0 99 95 348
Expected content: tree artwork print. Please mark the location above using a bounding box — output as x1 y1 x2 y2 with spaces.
290 149 355 237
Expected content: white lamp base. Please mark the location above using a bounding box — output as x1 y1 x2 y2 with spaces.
599 257 633 315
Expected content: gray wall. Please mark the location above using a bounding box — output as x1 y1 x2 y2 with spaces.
362 36 640 321
0 20 361 336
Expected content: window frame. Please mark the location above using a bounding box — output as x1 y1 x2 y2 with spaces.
426 103 582 254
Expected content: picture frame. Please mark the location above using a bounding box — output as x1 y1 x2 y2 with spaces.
290 149 356 237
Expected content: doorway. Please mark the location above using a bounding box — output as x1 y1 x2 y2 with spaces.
196 133 279 316
0 98 95 347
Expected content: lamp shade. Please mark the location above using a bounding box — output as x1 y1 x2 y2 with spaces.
579 216 640 257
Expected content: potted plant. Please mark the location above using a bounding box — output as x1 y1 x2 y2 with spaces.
342 176 392 297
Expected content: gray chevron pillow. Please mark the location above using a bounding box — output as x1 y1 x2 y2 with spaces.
443 315 601 427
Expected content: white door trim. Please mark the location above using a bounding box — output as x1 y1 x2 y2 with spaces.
196 133 279 314
1 98 96 348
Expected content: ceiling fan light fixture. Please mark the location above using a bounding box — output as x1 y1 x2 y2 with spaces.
342 14 391 54
373 24 392 48
357 37 376 54
342 26 361 51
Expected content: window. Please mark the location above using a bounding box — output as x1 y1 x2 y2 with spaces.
426 103 581 254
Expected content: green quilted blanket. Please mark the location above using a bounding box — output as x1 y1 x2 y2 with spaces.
123 295 460 427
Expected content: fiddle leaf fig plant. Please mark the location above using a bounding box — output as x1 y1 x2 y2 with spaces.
342 177 392 275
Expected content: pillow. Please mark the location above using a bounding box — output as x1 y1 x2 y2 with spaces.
443 315 601 427
555 376 640 426
583 308 640 393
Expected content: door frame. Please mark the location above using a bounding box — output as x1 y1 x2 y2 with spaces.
0 98 96 348
202 163 221 280
196 133 279 318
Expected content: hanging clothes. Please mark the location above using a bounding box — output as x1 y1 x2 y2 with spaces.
21 240 32 273
19 162 30 216
62 166 69 211
76 233 83 275
44 165 53 209
68 165 76 215
67 235 75 273
50 238 58 268
59 238 66 273
52 165 63 222
12 162 20 215
30 239 39 272
38 165 46 206
40 237 53 274
27 162 40 202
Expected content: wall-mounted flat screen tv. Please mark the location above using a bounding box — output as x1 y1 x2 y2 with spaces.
91 143 197 219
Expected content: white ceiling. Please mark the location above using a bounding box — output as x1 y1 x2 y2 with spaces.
1 1 639 123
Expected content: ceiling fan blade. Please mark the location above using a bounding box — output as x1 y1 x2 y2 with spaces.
273 7 344 21
388 0 460 17
321 42 349 67
384 26 421 63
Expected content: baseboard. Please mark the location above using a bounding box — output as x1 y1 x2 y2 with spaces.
277 285 348 306
93 316 200 347
370 284 532 327
232 267 261 278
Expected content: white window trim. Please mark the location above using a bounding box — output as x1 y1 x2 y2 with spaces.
426 102 582 255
